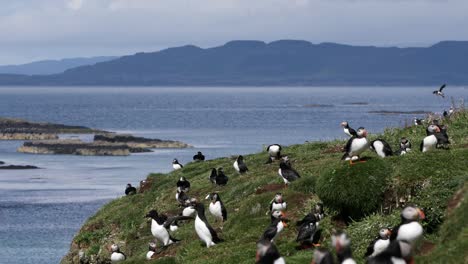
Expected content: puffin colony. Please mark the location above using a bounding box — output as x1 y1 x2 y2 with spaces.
112 85 455 263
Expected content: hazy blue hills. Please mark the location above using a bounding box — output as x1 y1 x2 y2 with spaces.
1 40 467 86
0 56 117 75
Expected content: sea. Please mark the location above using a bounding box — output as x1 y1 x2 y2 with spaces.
0 86 466 264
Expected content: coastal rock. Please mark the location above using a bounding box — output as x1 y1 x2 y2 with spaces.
0 132 58 140
17 140 152 156
94 134 192 149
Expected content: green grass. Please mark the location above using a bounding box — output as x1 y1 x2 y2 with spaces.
61 110 468 264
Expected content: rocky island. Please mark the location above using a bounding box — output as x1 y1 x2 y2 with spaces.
94 134 191 149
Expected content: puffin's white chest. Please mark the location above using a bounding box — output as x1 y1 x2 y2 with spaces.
350 137 368 156
271 202 287 211
173 164 182 170
151 220 170 245
110 252 125 262
274 257 286 264
342 259 357 264
182 206 196 217
209 201 223 219
371 239 390 257
273 221 285 240
146 251 155 260
195 216 214 247
269 145 280 157
390 257 406 264
372 141 386 157
422 135 437 152
344 128 352 137
397 222 423 244
278 169 289 184
233 161 240 172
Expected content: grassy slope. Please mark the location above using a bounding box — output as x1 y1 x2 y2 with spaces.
62 111 468 264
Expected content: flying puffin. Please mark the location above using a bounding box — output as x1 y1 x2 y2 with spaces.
146 210 192 246
110 244 126 262
390 205 425 246
269 193 287 212
261 211 287 242
278 158 300 185
364 228 392 258
266 144 282 163
172 159 183 170
176 176 191 192
420 125 440 152
215 167 229 186
146 242 158 260
331 231 357 264
193 151 205 161
194 202 223 248
176 186 190 207
370 139 393 158
233 155 249 174
433 84 446 98
255 239 286 264
311 248 334 264
209 168 217 184
341 121 358 137
125 183 137 196
205 193 227 223
367 240 413 264
342 127 369 164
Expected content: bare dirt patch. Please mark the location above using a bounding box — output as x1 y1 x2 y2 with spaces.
255 183 285 194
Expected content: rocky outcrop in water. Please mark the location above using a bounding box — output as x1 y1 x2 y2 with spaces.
0 165 39 169
18 140 152 156
0 117 105 140
94 134 192 149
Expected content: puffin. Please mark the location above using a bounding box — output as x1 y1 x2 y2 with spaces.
261 211 287 242
125 183 137 196
255 239 286 264
278 158 300 185
435 124 450 148
209 168 217 184
432 84 446 98
110 244 126 262
448 106 455 116
311 248 335 264
296 203 324 248
413 118 423 126
193 151 205 161
269 193 287 212
215 167 229 186
364 228 392 258
370 139 393 158
342 127 369 164
266 144 282 163
233 155 249 174
146 210 192 246
181 198 198 217
176 186 190 207
367 240 413 264
176 176 191 192
172 159 183 170
146 242 158 260
206 193 227 222
341 121 358 137
420 125 440 152
390 205 425 246
194 202 223 248
398 137 411 155
331 231 357 264
297 203 324 226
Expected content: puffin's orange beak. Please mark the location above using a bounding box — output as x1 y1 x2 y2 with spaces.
282 221 288 227
386 229 392 237
418 209 426 220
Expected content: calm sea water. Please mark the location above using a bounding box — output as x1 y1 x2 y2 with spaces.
0 87 466 264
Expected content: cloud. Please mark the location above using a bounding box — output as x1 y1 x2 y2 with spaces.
0 0 467 64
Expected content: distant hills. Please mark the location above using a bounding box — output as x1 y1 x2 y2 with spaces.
1 40 467 86
0 56 117 75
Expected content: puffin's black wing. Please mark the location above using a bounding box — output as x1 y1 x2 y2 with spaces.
389 225 400 241
221 202 227 221
364 237 379 257
296 213 315 227
238 162 248 173
342 137 354 159
296 223 316 242
207 224 223 243
381 140 393 156
209 169 217 183
419 140 424 152
439 84 446 92
348 127 357 137
282 168 300 182
125 187 136 195
262 225 277 241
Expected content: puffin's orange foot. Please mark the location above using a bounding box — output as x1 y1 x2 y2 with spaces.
312 243 321 247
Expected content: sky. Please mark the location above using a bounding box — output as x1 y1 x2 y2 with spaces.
1 0 467 64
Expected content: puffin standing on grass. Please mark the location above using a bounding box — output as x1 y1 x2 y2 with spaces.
269 193 287 212
370 139 393 158
233 155 249 174
367 240 413 264
398 137 412 155
172 159 183 170
125 183 137 195
110 244 126 262
266 144 282 163
215 168 229 186
194 202 223 248
209 168 217 184
420 125 440 152
206 193 227 223
146 210 192 246
364 228 392 258
261 211 288 242
296 203 325 248
255 239 286 264
176 186 190 207
342 127 369 164
390 205 425 246
278 158 300 186
433 84 446 98
193 151 205 161
341 121 357 137
146 242 158 260
176 176 190 192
